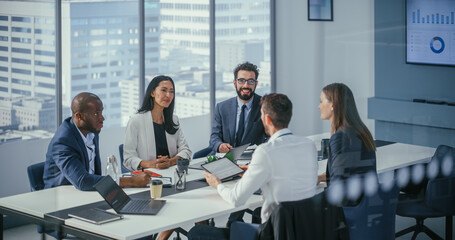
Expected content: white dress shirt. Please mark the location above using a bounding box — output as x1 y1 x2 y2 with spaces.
217 128 318 223
75 125 96 174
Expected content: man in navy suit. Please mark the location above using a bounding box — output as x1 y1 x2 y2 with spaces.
208 62 267 226
44 92 152 191
209 62 267 155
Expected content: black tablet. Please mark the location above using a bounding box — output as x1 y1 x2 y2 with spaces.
201 157 244 181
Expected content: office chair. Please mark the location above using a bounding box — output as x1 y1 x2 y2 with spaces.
193 146 212 159
119 144 132 173
395 145 455 240
27 162 72 239
230 222 260 240
27 162 46 236
27 162 45 192
343 184 400 240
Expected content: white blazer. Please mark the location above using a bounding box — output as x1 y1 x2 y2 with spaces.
123 111 192 171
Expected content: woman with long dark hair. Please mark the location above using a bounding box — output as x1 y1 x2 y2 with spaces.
317 83 376 186
123 75 191 171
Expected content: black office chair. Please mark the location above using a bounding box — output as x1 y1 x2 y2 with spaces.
343 184 400 240
119 144 132 173
395 145 455 240
193 146 212 159
27 162 45 192
27 162 72 239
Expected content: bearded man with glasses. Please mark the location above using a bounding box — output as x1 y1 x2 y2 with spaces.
209 61 267 155
207 62 268 227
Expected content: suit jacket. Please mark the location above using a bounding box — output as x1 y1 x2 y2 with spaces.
123 112 192 171
209 94 266 155
256 192 349 240
326 126 377 184
43 117 103 191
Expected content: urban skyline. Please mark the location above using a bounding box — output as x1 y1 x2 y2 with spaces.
0 0 271 144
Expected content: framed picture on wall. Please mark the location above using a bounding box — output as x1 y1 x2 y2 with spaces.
308 0 333 21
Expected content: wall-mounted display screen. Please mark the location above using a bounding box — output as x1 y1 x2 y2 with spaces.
406 0 455 66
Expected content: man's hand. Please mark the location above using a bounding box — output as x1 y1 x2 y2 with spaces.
155 155 171 169
238 164 248 177
120 171 152 187
205 172 221 189
218 143 232 153
238 164 249 171
317 173 327 184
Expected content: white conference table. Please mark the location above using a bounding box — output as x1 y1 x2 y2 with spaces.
306 133 436 175
0 133 436 240
0 159 263 240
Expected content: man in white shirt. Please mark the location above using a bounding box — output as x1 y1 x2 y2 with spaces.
188 93 318 239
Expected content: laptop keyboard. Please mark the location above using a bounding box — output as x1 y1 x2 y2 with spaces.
123 200 155 213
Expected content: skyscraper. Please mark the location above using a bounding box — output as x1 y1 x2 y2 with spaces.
0 0 161 134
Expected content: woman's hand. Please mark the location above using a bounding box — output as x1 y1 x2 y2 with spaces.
139 155 174 169
155 155 171 169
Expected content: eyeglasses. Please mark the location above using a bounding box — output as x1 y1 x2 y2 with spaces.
236 78 257 85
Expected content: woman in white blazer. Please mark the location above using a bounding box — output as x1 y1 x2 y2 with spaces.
124 75 192 171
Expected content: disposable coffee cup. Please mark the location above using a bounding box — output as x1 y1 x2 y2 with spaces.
150 180 163 199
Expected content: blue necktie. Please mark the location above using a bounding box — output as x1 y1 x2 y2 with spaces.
236 105 246 147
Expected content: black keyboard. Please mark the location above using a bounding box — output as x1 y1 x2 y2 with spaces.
123 200 154 213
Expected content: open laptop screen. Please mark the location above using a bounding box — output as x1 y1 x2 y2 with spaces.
94 176 129 212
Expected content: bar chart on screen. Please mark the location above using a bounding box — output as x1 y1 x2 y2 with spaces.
406 0 455 66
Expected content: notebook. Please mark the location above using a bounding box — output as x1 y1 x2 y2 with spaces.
68 208 123 225
94 176 166 215
189 143 250 170
201 157 244 181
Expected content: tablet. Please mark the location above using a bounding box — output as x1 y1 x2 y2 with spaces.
201 157 244 181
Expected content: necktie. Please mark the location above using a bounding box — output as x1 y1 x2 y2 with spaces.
236 105 246 147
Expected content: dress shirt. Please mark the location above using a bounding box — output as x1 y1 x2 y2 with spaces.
75 123 96 174
217 128 318 223
235 96 254 137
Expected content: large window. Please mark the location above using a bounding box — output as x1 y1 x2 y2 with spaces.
0 1 56 143
215 0 271 103
0 0 273 143
154 0 210 119
62 1 140 128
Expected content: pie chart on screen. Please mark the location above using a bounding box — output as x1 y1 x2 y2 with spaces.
430 36 445 54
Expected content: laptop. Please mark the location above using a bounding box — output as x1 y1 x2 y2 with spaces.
94 176 166 215
189 143 250 170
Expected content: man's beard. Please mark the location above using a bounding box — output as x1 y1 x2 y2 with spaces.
236 86 255 101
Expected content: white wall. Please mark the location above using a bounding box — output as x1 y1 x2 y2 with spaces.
0 114 210 198
276 0 375 136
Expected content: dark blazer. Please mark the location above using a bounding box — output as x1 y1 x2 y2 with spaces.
209 93 267 155
43 117 103 191
326 126 377 184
